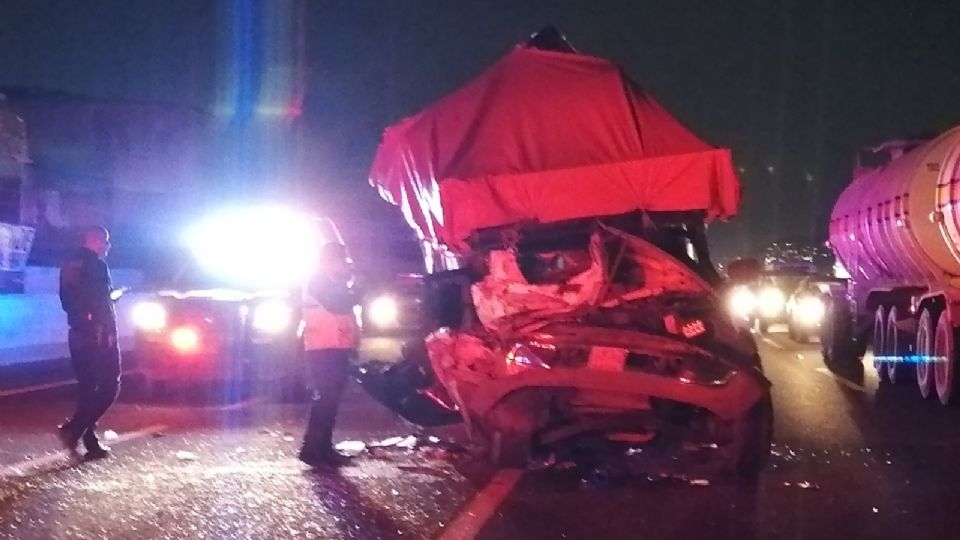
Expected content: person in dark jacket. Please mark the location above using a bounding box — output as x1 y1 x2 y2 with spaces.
57 226 120 460
298 242 359 467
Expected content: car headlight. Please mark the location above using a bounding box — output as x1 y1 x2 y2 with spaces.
728 287 756 319
170 326 201 353
367 295 399 328
252 299 293 334
795 296 825 326
132 301 167 331
757 287 786 318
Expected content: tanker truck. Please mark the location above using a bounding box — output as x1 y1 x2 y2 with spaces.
824 125 960 405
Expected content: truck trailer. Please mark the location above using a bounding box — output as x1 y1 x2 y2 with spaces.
824 125 960 405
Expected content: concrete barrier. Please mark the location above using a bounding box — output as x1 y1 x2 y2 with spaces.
0 292 146 366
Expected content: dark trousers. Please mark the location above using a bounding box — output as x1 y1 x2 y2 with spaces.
301 349 351 454
64 328 121 447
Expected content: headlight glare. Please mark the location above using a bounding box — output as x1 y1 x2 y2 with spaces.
728 287 755 319
132 301 167 331
757 287 786 318
795 296 826 326
252 299 293 334
368 296 399 328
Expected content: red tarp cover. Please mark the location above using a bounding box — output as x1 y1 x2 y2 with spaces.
369 46 740 251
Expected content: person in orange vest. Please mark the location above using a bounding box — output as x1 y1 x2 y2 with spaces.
298 241 360 467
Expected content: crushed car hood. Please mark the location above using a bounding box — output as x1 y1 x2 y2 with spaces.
471 225 716 337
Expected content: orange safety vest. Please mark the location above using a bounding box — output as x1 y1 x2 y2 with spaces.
301 296 359 351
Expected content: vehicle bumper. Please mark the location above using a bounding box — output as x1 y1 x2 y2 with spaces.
135 336 302 383
463 367 768 421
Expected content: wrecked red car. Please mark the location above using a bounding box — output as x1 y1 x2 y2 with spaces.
362 29 771 478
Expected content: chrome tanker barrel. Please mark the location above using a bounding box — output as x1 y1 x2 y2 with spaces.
829 126 960 298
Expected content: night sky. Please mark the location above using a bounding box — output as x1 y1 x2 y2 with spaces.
2 0 959 259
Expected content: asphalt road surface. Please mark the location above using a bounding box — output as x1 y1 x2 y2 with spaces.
4 330 960 539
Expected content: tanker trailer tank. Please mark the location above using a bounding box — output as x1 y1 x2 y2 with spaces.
825 125 960 405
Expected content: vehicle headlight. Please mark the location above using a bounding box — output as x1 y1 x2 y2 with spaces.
367 295 399 328
170 326 200 353
132 301 167 331
728 287 756 319
757 287 786 318
252 299 293 334
795 296 825 326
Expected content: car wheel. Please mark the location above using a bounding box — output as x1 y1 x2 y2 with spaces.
756 319 771 335
482 392 545 468
723 394 773 482
139 375 162 401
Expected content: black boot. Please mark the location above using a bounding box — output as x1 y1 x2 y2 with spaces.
56 422 81 459
299 446 351 468
83 429 111 460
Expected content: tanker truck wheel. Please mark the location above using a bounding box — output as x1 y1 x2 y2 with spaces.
872 306 889 382
916 309 936 399
933 311 960 406
886 307 913 384
822 299 858 369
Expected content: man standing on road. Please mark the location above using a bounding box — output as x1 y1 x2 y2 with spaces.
298 241 359 468
57 226 120 460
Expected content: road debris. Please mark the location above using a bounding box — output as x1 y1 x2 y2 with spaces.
175 451 199 461
334 441 367 456
103 430 118 442
370 436 405 447
282 436 295 442
396 435 419 449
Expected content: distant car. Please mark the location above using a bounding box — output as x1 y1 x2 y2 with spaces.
357 271 471 365
785 276 847 343
727 270 812 334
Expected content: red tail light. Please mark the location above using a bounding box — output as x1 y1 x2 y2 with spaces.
170 327 201 354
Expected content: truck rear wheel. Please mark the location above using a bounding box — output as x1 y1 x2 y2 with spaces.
934 311 959 406
873 306 889 381
916 309 936 399
886 307 912 384
822 299 858 368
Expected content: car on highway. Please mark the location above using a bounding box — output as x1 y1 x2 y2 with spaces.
785 275 847 343
727 269 815 334
130 207 347 396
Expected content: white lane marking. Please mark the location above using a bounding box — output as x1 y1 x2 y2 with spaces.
0 423 167 481
815 368 867 393
0 370 140 398
437 468 524 540
209 396 262 411
761 336 785 350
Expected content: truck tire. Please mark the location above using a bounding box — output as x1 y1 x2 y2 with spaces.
722 394 773 482
822 299 858 368
873 306 889 381
886 307 912 384
934 311 960 406
916 309 936 399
